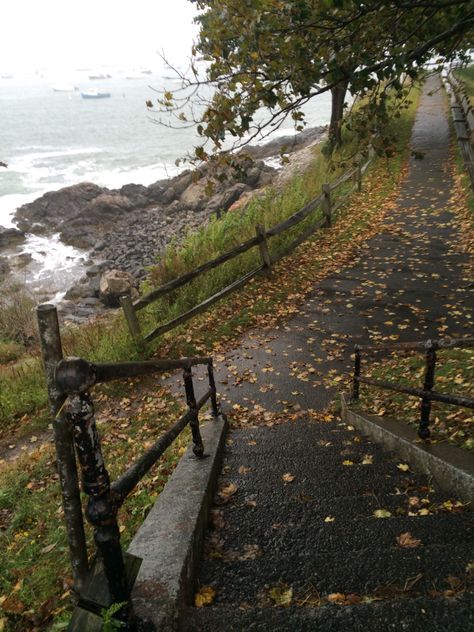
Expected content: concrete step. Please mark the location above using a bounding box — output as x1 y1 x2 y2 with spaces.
213 513 474 557
181 593 474 632
197 541 473 605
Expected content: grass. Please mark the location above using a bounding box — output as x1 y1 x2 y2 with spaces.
356 347 473 451
454 64 474 104
0 86 423 630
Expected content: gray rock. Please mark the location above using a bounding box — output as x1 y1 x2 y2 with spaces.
0 227 25 249
0 256 10 279
15 182 105 233
99 268 138 307
85 193 133 218
204 183 249 216
118 183 149 209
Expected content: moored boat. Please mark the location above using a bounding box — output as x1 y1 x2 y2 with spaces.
81 90 111 99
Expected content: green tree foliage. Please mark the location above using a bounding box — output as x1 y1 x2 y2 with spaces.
153 0 473 158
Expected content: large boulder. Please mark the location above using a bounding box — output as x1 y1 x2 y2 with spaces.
99 269 138 307
14 182 105 233
0 226 25 249
85 193 133 218
179 178 210 212
118 184 149 210
204 183 250 216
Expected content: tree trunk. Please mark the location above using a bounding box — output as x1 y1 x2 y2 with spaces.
329 80 349 147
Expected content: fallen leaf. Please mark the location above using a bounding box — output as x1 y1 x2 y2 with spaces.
342 460 354 466
41 543 57 554
373 509 392 518
396 532 421 548
240 544 262 560
238 465 251 475
324 516 335 523
327 593 346 603
218 483 238 500
269 585 293 607
361 455 373 465
282 473 295 483
195 585 216 608
397 463 410 472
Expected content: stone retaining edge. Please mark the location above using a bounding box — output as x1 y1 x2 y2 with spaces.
127 414 228 631
341 393 474 503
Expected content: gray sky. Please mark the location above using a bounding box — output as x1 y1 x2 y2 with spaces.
0 0 199 74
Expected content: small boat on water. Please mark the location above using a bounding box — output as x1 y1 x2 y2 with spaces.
81 90 111 99
89 73 111 80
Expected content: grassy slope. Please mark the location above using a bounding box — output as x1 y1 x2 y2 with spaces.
0 88 422 631
454 64 474 104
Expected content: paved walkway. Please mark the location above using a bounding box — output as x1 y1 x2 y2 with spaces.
179 76 473 631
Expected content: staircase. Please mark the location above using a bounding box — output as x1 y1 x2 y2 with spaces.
180 418 473 631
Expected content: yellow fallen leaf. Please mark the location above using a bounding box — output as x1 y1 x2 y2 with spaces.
362 455 373 465
218 483 238 499
324 516 335 523
373 509 392 518
282 473 295 483
397 463 410 472
269 585 293 607
195 585 216 608
342 460 354 466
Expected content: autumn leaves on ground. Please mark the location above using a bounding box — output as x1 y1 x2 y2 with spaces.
0 78 473 631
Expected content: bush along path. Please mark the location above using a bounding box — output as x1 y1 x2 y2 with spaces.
179 74 473 630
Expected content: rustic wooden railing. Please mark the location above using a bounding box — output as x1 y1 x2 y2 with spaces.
444 68 474 190
121 147 375 345
37 303 223 629
351 336 474 439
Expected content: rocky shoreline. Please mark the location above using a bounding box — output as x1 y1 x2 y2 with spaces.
1 126 326 322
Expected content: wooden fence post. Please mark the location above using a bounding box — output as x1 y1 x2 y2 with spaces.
322 184 332 227
120 295 143 345
356 155 363 192
255 223 272 277
36 304 88 593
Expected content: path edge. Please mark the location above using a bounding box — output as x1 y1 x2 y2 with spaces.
127 414 228 631
341 393 474 503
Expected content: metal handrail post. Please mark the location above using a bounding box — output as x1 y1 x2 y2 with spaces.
183 367 204 457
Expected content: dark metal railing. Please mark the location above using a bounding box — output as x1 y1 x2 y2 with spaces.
351 336 474 439
37 304 222 626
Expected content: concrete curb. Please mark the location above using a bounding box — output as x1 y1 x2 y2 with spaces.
128 414 228 631
341 393 474 502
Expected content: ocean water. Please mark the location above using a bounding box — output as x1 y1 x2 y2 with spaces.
0 71 332 296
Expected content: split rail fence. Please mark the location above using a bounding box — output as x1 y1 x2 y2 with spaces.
444 68 474 190
121 147 376 345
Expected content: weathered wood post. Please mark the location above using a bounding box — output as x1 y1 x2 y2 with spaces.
322 184 332 227
356 155 363 192
120 295 143 345
255 223 272 278
36 304 88 592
